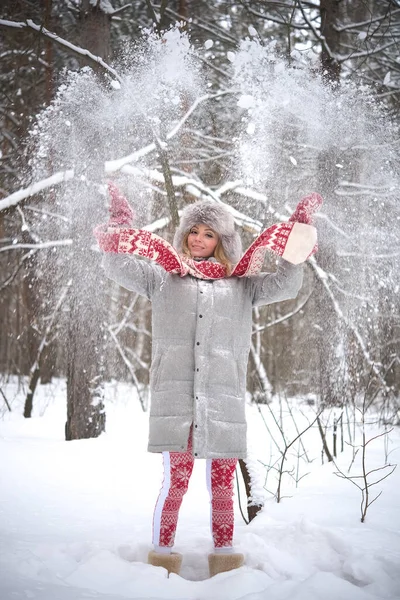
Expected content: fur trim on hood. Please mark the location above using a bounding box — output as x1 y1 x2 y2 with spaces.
173 201 242 264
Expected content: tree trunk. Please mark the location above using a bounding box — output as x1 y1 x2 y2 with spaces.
24 368 40 418
238 459 263 522
316 0 345 406
319 0 341 82
65 1 114 440
65 174 107 440
77 0 112 63
21 247 41 416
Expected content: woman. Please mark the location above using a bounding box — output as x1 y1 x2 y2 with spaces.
100 198 311 578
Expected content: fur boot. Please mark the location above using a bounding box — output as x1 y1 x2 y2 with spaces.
148 550 182 576
208 552 244 577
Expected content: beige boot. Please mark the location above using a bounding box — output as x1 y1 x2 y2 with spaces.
208 552 244 577
148 550 182 576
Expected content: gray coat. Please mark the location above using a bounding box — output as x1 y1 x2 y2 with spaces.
102 253 303 459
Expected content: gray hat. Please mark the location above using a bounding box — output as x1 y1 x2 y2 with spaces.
173 200 243 264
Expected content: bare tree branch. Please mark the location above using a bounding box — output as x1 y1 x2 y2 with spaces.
0 19 121 81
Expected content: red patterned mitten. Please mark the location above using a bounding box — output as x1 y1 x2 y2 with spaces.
94 182 135 253
107 181 135 228
282 192 322 262
233 193 323 274
289 192 323 225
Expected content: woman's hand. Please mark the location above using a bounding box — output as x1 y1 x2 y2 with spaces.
107 181 135 228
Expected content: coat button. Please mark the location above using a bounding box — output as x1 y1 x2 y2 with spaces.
194 453 198 456
196 342 200 346
195 424 198 428
199 314 203 318
196 396 198 399
196 368 199 372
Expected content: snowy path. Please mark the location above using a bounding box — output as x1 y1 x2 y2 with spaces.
1 382 399 600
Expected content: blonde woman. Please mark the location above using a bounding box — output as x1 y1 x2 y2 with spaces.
100 198 311 577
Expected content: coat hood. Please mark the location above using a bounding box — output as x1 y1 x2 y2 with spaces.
173 201 242 264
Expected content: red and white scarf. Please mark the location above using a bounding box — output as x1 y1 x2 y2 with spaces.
94 184 322 280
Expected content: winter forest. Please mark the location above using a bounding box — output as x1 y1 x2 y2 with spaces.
1 1 400 599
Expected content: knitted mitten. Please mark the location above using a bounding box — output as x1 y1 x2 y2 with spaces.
148 550 183 576
107 181 134 228
281 192 322 263
289 192 323 225
208 552 244 577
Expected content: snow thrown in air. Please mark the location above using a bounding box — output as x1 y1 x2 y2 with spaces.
230 39 399 344
29 26 203 229
27 28 400 370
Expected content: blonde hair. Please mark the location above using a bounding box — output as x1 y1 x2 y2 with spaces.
182 230 233 276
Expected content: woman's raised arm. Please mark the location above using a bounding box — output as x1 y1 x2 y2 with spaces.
102 252 165 300
250 258 303 307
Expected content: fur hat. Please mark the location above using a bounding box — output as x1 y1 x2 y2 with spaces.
173 200 242 264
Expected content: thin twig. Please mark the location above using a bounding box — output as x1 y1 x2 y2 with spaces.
0 387 12 412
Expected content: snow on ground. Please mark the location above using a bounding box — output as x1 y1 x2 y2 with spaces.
0 378 399 600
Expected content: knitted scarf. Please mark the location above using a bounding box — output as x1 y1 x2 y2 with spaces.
94 183 322 280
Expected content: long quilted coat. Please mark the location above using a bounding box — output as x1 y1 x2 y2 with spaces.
102 253 303 459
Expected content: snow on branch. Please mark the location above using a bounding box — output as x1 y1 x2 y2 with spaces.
120 163 263 231
2 94 230 210
109 4 132 17
0 240 72 253
0 19 121 82
1 160 300 236
105 91 231 172
0 165 294 241
0 169 74 212
0 19 22 29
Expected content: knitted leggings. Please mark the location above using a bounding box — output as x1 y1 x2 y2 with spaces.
152 432 238 549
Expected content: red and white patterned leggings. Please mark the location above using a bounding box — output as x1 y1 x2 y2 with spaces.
152 431 238 549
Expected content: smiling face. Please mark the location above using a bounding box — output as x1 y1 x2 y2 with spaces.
187 223 219 259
